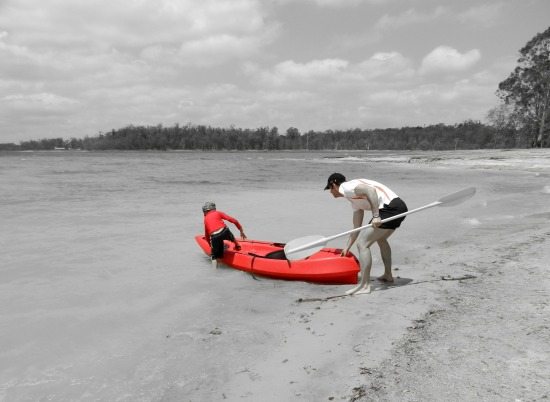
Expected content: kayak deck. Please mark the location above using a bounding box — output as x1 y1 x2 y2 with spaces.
195 235 359 284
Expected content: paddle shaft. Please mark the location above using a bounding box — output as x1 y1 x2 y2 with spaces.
287 201 441 254
328 201 440 241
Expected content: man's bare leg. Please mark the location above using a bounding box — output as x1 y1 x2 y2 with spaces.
346 244 373 295
346 228 394 295
377 234 394 282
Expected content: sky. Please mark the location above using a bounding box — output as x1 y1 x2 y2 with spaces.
1 0 549 143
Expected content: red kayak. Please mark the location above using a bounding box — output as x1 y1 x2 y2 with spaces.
195 235 359 284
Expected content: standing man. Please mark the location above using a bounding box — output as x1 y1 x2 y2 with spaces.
324 173 408 295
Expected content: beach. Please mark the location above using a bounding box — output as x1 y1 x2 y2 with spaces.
1 149 549 401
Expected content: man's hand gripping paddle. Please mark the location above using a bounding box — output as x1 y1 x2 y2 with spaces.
284 187 476 260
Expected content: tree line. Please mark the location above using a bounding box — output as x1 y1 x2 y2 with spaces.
0 120 528 152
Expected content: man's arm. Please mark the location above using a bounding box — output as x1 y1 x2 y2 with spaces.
354 183 382 227
341 209 364 256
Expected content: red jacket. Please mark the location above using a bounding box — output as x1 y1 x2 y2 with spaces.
204 210 242 242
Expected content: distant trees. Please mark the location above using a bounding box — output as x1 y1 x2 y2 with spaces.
0 142 20 151
17 138 66 150
5 120 512 151
495 26 550 147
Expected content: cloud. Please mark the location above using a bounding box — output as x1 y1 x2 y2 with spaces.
457 3 505 27
308 0 386 6
248 52 415 91
2 92 79 113
336 7 448 52
374 7 448 31
358 52 414 80
252 59 350 87
373 4 503 33
0 0 277 68
273 0 390 7
139 25 279 68
420 46 481 75
242 49 495 129
275 59 349 78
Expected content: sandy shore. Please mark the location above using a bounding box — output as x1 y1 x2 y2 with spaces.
350 207 550 401
355 227 550 401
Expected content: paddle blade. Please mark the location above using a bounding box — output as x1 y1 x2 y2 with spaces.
284 235 327 260
437 187 476 207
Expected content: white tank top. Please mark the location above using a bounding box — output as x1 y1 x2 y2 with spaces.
339 179 398 211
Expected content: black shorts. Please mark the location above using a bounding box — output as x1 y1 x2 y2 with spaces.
210 227 235 259
373 197 408 229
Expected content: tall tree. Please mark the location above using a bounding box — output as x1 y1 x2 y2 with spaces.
497 26 550 147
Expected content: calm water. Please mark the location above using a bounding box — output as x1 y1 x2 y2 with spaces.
1 149 549 401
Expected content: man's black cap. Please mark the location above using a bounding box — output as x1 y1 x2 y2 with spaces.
324 173 346 190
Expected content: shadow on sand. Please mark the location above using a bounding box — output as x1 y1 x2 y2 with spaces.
370 276 414 291
296 275 476 303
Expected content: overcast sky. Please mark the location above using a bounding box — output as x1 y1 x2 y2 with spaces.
1 0 549 143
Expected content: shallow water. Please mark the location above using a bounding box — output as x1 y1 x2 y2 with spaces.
1 149 549 401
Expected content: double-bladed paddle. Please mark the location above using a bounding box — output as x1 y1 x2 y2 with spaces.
284 187 476 260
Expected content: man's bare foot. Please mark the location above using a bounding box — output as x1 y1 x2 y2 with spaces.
345 285 360 295
345 284 371 295
378 275 394 283
354 286 371 295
